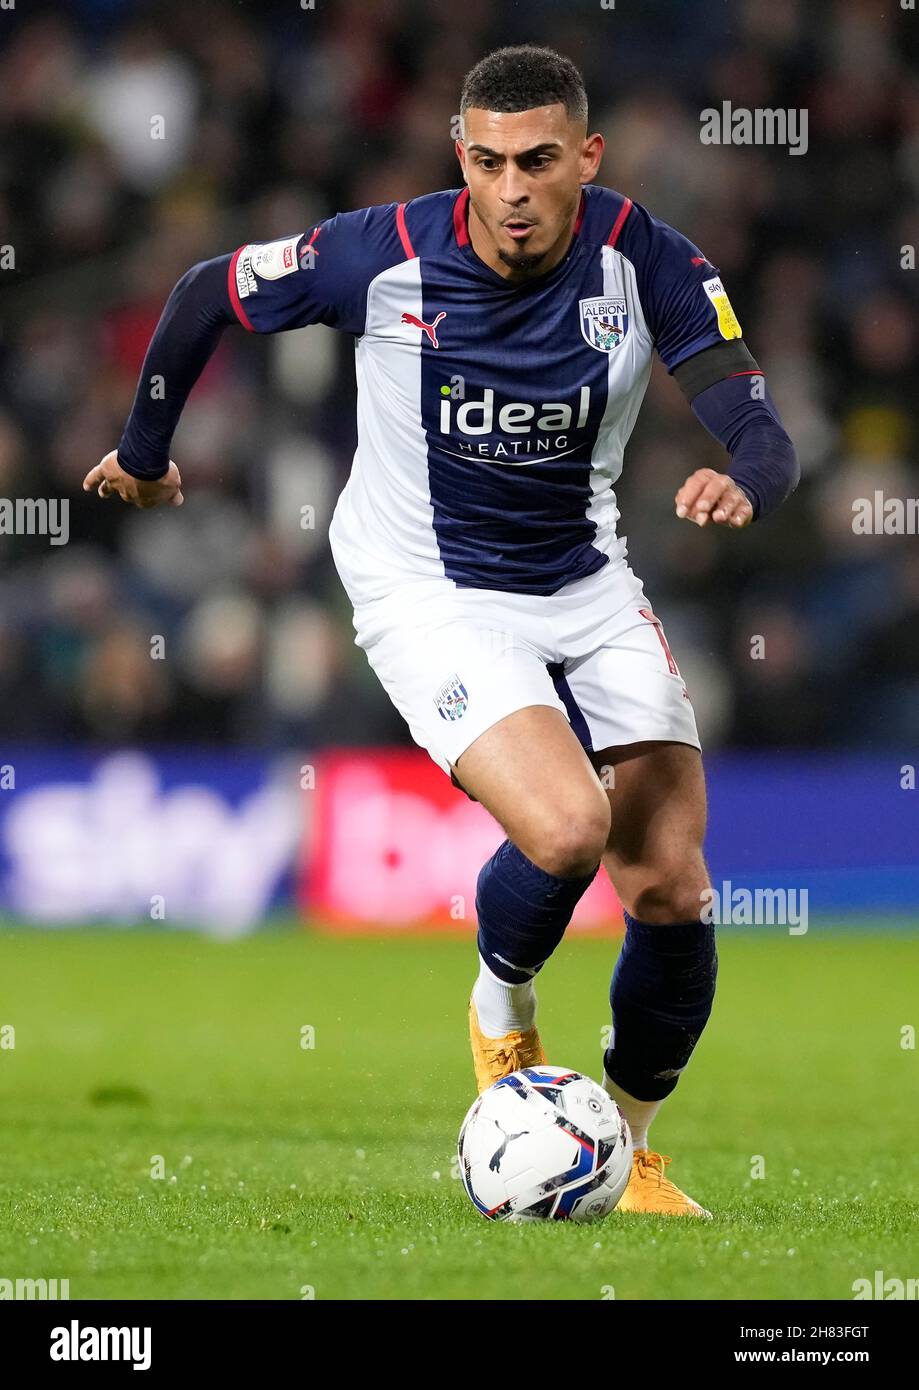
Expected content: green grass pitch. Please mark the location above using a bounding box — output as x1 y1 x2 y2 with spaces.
0 924 916 1300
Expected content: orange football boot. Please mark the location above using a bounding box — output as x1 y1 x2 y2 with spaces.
468 996 547 1094
616 1148 712 1218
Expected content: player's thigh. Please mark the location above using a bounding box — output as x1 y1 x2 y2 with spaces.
588 739 707 866
455 704 611 877
556 601 706 865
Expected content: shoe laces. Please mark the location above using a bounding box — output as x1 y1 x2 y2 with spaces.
495 1043 527 1072
630 1149 709 1216
636 1150 673 1185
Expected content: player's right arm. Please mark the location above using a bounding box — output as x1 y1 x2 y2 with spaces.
84 205 410 508
83 253 237 508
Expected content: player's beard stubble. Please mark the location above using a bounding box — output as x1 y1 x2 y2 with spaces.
497 245 546 273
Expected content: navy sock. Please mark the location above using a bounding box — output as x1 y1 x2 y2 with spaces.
603 910 718 1101
476 839 598 984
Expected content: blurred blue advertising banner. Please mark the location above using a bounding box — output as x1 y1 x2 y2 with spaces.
705 754 919 914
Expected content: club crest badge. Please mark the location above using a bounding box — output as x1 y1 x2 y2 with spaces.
435 674 469 721
579 297 629 352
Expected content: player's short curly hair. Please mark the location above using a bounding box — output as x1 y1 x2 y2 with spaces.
460 45 588 124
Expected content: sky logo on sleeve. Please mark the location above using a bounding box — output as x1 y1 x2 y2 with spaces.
702 276 742 339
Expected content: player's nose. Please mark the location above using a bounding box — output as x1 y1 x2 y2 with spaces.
497 169 530 207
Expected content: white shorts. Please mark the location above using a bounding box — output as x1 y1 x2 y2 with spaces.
346 558 700 777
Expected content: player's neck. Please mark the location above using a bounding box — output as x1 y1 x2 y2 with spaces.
466 200 578 285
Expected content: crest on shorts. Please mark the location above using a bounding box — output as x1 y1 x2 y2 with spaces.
579 296 629 352
435 673 468 721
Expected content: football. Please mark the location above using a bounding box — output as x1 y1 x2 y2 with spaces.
457 1066 633 1222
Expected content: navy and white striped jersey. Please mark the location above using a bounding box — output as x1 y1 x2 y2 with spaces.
227 184 743 600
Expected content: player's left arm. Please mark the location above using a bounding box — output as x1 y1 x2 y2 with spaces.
634 206 799 530
671 344 799 529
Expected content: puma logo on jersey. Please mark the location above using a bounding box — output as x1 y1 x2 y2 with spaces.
401 310 446 348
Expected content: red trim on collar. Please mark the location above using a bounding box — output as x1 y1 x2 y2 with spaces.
606 196 633 247
453 187 471 247
395 202 415 258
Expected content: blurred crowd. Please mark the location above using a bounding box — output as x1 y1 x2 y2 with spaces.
1 0 918 752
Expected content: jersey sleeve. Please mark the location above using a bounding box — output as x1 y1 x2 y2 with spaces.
227 202 410 336
622 202 745 373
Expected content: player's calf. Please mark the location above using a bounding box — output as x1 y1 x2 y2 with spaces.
603 909 717 1106
602 837 718 1119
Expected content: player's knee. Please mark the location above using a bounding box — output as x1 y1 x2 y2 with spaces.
627 854 708 924
528 795 610 879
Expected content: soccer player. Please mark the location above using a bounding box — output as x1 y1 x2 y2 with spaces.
85 46 798 1216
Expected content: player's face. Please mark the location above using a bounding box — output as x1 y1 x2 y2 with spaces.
456 105 604 280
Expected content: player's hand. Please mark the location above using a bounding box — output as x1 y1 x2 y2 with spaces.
82 450 184 509
675 468 752 529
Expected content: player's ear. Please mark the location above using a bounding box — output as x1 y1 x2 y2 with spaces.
579 131 604 183
454 139 468 181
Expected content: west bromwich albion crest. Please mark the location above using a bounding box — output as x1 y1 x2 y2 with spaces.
435 674 469 722
579 297 629 352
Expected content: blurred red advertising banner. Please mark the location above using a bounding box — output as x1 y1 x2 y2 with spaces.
301 749 623 932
